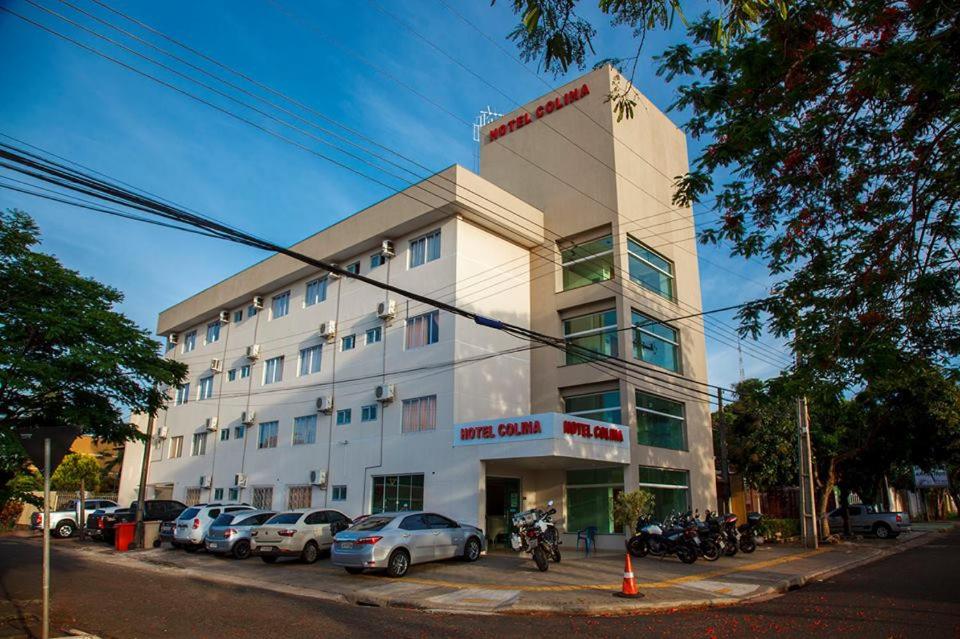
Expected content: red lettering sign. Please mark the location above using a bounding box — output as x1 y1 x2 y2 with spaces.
488 84 590 143
562 420 623 443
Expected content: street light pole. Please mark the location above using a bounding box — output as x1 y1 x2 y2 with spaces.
716 387 730 513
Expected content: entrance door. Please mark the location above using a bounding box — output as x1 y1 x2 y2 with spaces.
485 477 521 547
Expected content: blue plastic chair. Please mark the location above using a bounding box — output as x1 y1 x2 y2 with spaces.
576 526 598 556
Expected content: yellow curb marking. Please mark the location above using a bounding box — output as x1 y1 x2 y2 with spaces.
369 548 830 592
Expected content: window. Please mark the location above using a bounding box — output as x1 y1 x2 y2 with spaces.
299 345 322 376
331 485 347 501
233 310 243 323
227 368 237 382
565 468 624 534
184 488 202 506
632 311 681 372
370 253 386 269
182 330 197 353
219 428 230 442
401 395 437 433
169 436 183 459
638 467 690 522
365 326 382 345
175 383 190 406
198 376 214 400
293 415 317 445
252 486 273 510
561 235 614 290
240 365 251 379
305 277 328 306
564 390 621 424
206 321 220 344
628 237 675 301
263 356 284 384
345 261 360 275
636 391 686 450
409 229 441 268
234 425 245 439
406 311 439 348
341 335 356 351
287 485 312 509
247 304 258 318
336 409 352 425
562 309 618 365
371 474 424 513
213 488 224 501
361 404 378 422
271 291 290 319
191 432 208 456
258 421 279 449
228 487 240 501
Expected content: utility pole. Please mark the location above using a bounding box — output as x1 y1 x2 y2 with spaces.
133 412 156 549
797 397 818 549
716 388 730 513
42 437 50 639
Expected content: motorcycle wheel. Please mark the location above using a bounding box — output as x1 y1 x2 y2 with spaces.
677 545 697 564
626 536 648 558
740 537 757 553
533 546 549 572
724 542 738 557
552 546 561 563
701 540 720 561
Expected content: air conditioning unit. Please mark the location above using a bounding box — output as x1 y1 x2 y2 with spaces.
218 310 231 323
375 384 395 403
168 332 179 345
156 426 169 439
241 411 256 426
246 344 261 360
199 475 212 488
252 295 264 309
379 239 396 258
327 264 342 280
316 396 334 414
377 299 397 320
319 321 337 342
204 417 219 432
210 358 223 373
234 473 247 487
309 469 327 487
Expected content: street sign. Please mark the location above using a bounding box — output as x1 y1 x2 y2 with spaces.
16 424 79 470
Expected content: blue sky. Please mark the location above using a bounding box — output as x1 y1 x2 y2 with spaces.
0 0 790 389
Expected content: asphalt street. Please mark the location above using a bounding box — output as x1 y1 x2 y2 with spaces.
1 529 958 639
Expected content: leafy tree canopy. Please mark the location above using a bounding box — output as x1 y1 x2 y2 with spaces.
0 210 186 485
50 452 101 493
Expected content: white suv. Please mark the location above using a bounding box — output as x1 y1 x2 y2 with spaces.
173 503 254 551
252 509 352 564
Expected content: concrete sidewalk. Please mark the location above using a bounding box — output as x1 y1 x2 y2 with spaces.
13 527 950 616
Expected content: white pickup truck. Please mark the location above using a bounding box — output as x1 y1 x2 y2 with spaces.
31 498 121 538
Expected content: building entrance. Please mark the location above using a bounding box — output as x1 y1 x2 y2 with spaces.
485 476 521 548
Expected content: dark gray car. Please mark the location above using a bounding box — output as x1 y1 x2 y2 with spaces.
204 510 276 559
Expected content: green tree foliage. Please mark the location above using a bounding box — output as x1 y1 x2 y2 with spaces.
50 453 102 493
0 210 186 489
612 488 656 532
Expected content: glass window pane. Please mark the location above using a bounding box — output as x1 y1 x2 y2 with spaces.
561 236 614 290
636 391 686 450
632 311 680 372
563 309 618 365
627 237 675 300
564 390 621 424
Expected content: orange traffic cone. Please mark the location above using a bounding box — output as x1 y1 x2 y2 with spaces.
614 553 643 598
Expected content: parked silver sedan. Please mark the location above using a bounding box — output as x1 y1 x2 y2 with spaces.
332 511 485 578
204 510 276 559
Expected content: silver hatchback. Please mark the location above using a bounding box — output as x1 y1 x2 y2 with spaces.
332 512 485 578
204 510 276 559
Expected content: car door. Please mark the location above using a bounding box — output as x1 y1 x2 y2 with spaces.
846 506 864 532
398 514 435 563
424 514 460 560
827 508 842 530
304 511 332 548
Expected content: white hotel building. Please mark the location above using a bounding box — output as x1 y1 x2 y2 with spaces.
119 67 717 548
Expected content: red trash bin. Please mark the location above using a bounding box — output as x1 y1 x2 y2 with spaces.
114 522 137 552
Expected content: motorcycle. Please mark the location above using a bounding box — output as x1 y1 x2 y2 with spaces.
626 512 699 564
511 501 561 572
702 509 739 557
738 512 763 553
683 511 720 561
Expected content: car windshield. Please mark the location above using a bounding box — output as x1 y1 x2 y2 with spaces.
64 500 77 510
349 516 394 532
212 513 235 526
178 507 201 520
266 512 302 525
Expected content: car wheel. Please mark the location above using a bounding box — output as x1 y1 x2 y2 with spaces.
344 567 364 575
387 549 410 578
463 537 482 562
232 540 252 560
300 541 319 564
873 523 892 539
56 521 76 538
261 555 278 564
